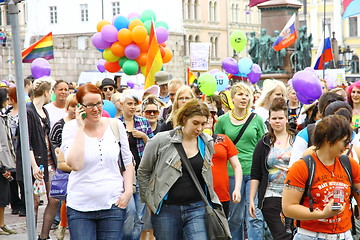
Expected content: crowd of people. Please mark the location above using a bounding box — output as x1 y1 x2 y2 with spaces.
1 71 360 240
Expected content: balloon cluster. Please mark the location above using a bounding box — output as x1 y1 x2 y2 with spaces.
31 58 51 79
93 10 172 75
292 67 322 104
196 70 230 96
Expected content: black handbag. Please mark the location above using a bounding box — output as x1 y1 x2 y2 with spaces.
173 142 231 240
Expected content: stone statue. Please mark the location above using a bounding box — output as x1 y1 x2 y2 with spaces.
248 32 259 64
292 26 313 71
268 30 286 72
258 29 271 71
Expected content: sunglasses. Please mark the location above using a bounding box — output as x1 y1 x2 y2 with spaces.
144 110 159 115
344 139 352 147
103 87 114 92
210 111 217 117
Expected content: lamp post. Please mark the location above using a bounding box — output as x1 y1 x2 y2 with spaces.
338 45 353 71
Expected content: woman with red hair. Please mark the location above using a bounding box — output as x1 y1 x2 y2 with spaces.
347 81 360 129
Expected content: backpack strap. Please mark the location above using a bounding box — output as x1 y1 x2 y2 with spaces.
108 118 126 172
306 123 316 147
301 154 316 212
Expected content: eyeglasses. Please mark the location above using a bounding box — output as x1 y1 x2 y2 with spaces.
102 87 114 92
81 101 104 110
178 97 192 102
343 139 352 147
144 110 159 115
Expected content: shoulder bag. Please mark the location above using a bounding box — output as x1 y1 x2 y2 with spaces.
232 112 256 145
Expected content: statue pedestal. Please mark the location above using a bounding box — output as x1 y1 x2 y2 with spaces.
257 0 302 75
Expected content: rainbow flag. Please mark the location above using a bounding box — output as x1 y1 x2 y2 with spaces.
312 27 333 70
187 68 196 85
22 32 54 63
144 22 163 89
273 14 297 51
343 0 360 18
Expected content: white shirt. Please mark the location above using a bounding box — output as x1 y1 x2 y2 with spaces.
254 107 269 123
44 102 67 129
60 118 132 211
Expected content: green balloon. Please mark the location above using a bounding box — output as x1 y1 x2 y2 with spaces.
140 9 156 23
230 30 247 53
123 60 139 75
144 20 151 35
155 21 168 30
51 92 56 102
198 73 217 96
119 57 129 68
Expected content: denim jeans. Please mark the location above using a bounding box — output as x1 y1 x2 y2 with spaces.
122 196 136 240
294 232 352 240
67 204 125 240
228 175 264 240
151 201 207 240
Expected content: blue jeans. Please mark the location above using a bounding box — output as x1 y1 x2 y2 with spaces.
228 175 264 240
67 204 125 240
151 201 207 240
122 180 146 240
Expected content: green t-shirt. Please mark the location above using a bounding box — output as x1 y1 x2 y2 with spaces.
214 112 265 176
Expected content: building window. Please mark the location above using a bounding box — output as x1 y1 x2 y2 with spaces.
188 35 193 55
231 4 235 22
213 1 217 22
182 0 186 19
80 4 88 22
209 1 212 21
214 37 218 57
194 0 198 20
187 0 191 19
112 2 120 16
349 17 358 37
236 4 239 23
0 8 3 26
352 55 359 74
323 18 331 33
195 35 200 42
5 6 10 25
50 6 57 24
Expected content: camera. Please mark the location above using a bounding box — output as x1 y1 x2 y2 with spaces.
0 165 14 182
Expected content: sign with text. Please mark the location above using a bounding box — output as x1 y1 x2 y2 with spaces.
314 69 346 86
190 43 211 72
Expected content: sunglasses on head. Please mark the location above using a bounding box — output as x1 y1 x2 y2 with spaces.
144 110 159 115
103 86 114 92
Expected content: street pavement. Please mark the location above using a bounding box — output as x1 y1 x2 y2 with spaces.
2 203 70 240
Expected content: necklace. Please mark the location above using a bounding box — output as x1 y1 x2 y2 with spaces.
315 152 336 177
231 108 249 121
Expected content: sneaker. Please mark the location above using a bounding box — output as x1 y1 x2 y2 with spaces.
56 225 66 240
0 230 9 235
19 210 26 217
1 225 17 234
11 209 19 215
50 222 59 230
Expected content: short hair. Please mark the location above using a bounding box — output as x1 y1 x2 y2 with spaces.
24 78 32 87
230 82 253 110
324 101 352 122
53 80 69 90
32 77 55 98
167 85 196 123
65 94 78 111
269 97 288 118
119 89 140 104
347 81 360 108
312 115 352 150
111 92 122 104
0 88 8 109
7 87 17 103
255 79 286 107
168 79 184 87
174 99 210 127
318 92 345 115
142 94 165 112
76 83 102 104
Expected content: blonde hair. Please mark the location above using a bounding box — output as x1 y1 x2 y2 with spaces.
65 94 78 110
111 92 122 104
255 79 286 107
230 82 253 110
32 76 55 98
166 85 196 123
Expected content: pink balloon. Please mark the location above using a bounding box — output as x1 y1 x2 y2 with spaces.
156 27 169 44
97 59 106 72
92 32 112 49
127 12 140 19
101 24 118 43
246 64 261 84
125 44 141 60
31 58 51 79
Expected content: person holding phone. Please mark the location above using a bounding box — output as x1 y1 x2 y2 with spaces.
61 83 134 239
283 115 360 240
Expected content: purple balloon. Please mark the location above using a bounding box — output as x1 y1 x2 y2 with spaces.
209 69 220 75
92 32 112 49
156 27 169 44
326 78 336 89
31 58 51 79
296 92 316 105
101 24 118 43
127 79 135 88
127 12 140 19
304 67 316 73
124 44 141 60
246 64 261 84
97 59 106 73
222 57 239 74
292 70 322 100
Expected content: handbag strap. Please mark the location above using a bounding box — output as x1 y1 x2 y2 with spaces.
232 112 255 145
108 118 126 172
173 142 212 208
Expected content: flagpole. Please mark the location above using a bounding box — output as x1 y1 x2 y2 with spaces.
322 0 326 79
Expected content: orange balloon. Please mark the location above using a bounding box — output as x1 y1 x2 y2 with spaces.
159 46 165 58
136 52 147 66
163 48 173 64
111 42 125 57
160 42 167 48
97 20 111 32
104 61 121 73
138 36 149 52
118 29 133 46
131 26 148 43
128 19 144 31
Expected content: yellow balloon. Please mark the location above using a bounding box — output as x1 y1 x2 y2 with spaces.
103 48 120 62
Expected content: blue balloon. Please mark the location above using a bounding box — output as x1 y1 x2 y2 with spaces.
214 72 229 92
97 48 104 52
238 57 253 75
103 100 116 118
113 16 129 30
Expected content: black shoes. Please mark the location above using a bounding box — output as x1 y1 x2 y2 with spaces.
18 210 26 217
11 209 19 215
